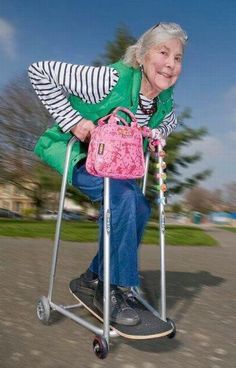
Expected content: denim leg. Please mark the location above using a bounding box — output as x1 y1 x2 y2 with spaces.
72 163 103 202
89 180 151 287
72 164 151 288
135 185 152 246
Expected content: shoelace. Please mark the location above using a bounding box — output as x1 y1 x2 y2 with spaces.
122 289 140 307
110 289 131 310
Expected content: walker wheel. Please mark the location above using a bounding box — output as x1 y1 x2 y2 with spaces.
166 318 176 339
36 296 51 325
93 336 109 359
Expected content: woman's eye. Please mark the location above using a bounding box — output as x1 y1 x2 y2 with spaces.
160 51 167 55
175 57 182 63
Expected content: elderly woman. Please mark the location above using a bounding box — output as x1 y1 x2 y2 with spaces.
28 22 188 326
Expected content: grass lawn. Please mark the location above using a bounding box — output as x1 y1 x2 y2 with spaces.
0 219 217 246
220 226 236 233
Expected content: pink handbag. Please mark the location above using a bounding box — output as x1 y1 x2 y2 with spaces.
86 107 145 179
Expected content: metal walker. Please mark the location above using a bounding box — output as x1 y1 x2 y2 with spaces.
36 136 176 359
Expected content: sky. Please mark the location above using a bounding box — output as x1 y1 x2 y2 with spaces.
0 0 236 194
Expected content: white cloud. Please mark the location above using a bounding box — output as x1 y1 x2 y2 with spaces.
180 134 236 190
0 18 16 58
227 131 236 143
182 136 224 158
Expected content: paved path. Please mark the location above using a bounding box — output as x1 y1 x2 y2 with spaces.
0 228 235 368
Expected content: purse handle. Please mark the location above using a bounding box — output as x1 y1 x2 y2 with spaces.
98 106 137 126
97 106 157 142
112 106 137 123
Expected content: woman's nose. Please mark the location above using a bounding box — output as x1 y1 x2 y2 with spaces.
166 56 175 68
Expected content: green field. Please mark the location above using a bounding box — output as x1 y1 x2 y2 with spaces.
0 219 217 246
221 226 236 233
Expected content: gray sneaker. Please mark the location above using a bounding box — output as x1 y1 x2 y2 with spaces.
93 282 140 326
70 273 98 296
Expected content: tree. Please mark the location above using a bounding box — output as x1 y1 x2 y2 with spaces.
184 186 215 213
143 119 211 218
184 183 236 214
0 75 84 216
224 182 236 212
183 186 229 214
93 25 136 66
164 119 211 195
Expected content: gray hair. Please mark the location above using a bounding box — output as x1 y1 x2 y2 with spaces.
123 22 188 68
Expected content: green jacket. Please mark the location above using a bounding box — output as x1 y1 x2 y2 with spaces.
34 61 174 184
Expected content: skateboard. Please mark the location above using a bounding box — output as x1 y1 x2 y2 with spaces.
69 280 175 340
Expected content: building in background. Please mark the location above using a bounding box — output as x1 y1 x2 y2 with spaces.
0 183 98 219
0 183 34 214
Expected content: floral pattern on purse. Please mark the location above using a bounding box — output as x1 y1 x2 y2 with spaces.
86 107 145 179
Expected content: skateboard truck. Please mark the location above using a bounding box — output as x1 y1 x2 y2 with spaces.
36 137 176 360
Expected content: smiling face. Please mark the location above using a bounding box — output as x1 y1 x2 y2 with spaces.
140 38 183 99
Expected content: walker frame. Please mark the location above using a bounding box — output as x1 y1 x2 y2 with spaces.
36 136 175 359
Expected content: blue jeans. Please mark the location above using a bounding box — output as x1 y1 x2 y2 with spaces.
72 162 151 287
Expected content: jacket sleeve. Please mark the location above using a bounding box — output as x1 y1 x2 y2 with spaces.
28 61 119 132
155 110 178 138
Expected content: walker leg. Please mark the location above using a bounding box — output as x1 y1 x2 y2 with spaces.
157 144 167 321
48 137 77 302
142 151 150 195
102 177 111 347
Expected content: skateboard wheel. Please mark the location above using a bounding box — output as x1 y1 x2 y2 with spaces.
166 318 176 339
93 336 109 359
36 296 51 325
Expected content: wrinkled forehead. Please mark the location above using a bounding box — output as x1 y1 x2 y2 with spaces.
152 38 183 52
145 39 183 58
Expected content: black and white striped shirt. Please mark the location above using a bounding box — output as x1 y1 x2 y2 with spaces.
28 61 177 136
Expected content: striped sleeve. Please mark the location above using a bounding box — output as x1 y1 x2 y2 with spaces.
28 61 119 132
157 110 178 137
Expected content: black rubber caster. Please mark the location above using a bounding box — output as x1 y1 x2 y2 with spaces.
93 336 109 359
36 296 51 325
166 318 176 339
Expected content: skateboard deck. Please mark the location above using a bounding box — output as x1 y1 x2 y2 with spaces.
69 281 174 339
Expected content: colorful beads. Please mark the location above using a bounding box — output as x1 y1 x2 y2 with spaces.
151 150 166 158
159 150 166 158
155 173 167 180
157 184 167 192
155 162 166 169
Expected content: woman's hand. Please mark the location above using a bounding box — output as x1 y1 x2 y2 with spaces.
70 118 95 142
150 129 166 148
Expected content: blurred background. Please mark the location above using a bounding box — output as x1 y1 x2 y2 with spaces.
0 0 235 225
1 2 236 367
